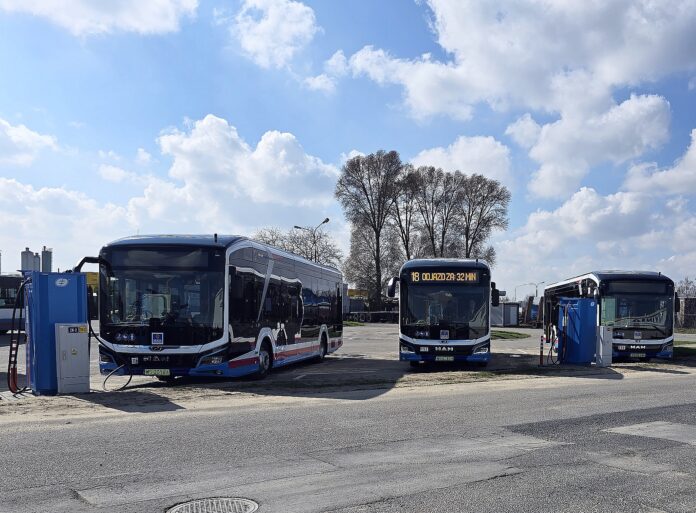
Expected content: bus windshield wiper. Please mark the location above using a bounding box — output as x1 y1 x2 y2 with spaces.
641 322 667 336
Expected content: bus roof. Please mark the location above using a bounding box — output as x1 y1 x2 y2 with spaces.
545 270 673 292
103 234 244 249
400 258 490 272
102 234 342 276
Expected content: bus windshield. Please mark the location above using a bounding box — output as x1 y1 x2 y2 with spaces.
601 294 673 334
403 283 489 337
101 247 225 329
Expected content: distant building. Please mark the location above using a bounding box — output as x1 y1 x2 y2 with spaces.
21 247 34 271
33 253 41 271
41 246 53 272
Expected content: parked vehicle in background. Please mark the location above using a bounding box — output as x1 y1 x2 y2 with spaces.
544 271 677 361
0 275 23 333
387 259 500 367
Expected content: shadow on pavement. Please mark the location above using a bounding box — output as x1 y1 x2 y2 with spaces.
79 389 184 413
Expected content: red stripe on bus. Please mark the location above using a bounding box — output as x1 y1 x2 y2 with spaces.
228 357 258 368
278 345 316 357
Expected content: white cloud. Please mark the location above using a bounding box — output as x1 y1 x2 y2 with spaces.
132 114 338 229
411 135 512 185
624 129 696 194
494 186 696 292
339 149 364 164
233 0 319 69
303 74 335 93
0 117 57 166
135 147 152 165
0 178 133 271
349 1 696 119
302 50 350 94
505 114 540 149
98 164 150 185
345 1 694 194
325 50 348 77
0 0 198 36
0 115 342 271
349 46 474 120
527 94 671 197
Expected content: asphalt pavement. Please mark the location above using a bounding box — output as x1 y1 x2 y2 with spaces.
1 325 696 513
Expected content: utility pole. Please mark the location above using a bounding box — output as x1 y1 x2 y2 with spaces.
294 218 329 263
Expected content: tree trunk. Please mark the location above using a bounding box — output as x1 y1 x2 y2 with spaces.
374 228 382 310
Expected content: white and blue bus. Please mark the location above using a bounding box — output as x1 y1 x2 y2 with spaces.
543 271 677 361
90 235 343 380
387 259 500 367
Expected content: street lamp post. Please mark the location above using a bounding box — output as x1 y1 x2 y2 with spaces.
514 282 534 302
534 281 546 298
294 218 329 263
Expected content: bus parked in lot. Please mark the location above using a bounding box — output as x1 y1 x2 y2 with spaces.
94 235 343 380
387 259 500 367
0 275 23 333
543 271 677 361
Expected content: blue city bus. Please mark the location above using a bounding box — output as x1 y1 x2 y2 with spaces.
387 259 500 367
543 271 677 361
92 235 343 380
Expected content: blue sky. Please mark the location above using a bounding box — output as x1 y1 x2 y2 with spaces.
0 0 695 293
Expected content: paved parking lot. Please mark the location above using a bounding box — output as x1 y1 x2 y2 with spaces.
2 324 694 416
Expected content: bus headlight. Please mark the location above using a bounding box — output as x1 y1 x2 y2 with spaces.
400 344 415 353
200 354 225 366
473 345 489 354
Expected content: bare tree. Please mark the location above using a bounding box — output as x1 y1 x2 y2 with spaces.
457 173 510 262
412 167 466 258
677 276 696 297
391 164 421 260
413 166 444 257
253 226 343 268
343 221 403 306
335 151 401 308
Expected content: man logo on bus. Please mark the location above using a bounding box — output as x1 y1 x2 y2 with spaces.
152 333 164 345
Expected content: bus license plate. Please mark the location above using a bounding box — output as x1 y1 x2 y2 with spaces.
435 356 454 362
144 369 170 376
630 353 646 359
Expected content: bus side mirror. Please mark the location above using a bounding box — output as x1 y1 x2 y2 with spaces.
675 293 681 313
387 277 399 298
492 288 500 307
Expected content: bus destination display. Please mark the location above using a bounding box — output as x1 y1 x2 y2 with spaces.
409 271 479 283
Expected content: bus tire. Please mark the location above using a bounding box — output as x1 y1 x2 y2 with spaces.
254 341 273 379
314 335 328 363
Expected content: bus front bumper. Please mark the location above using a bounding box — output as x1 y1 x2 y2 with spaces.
399 339 491 363
612 342 673 360
99 345 261 378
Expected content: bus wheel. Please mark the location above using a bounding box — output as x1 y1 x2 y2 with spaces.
254 342 273 379
314 336 328 363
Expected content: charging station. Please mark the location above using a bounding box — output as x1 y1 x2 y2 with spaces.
23 271 90 395
556 297 597 365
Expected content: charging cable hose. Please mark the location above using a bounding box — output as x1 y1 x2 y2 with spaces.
102 364 134 392
7 278 30 394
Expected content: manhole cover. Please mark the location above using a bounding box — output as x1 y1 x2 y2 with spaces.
167 497 258 513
